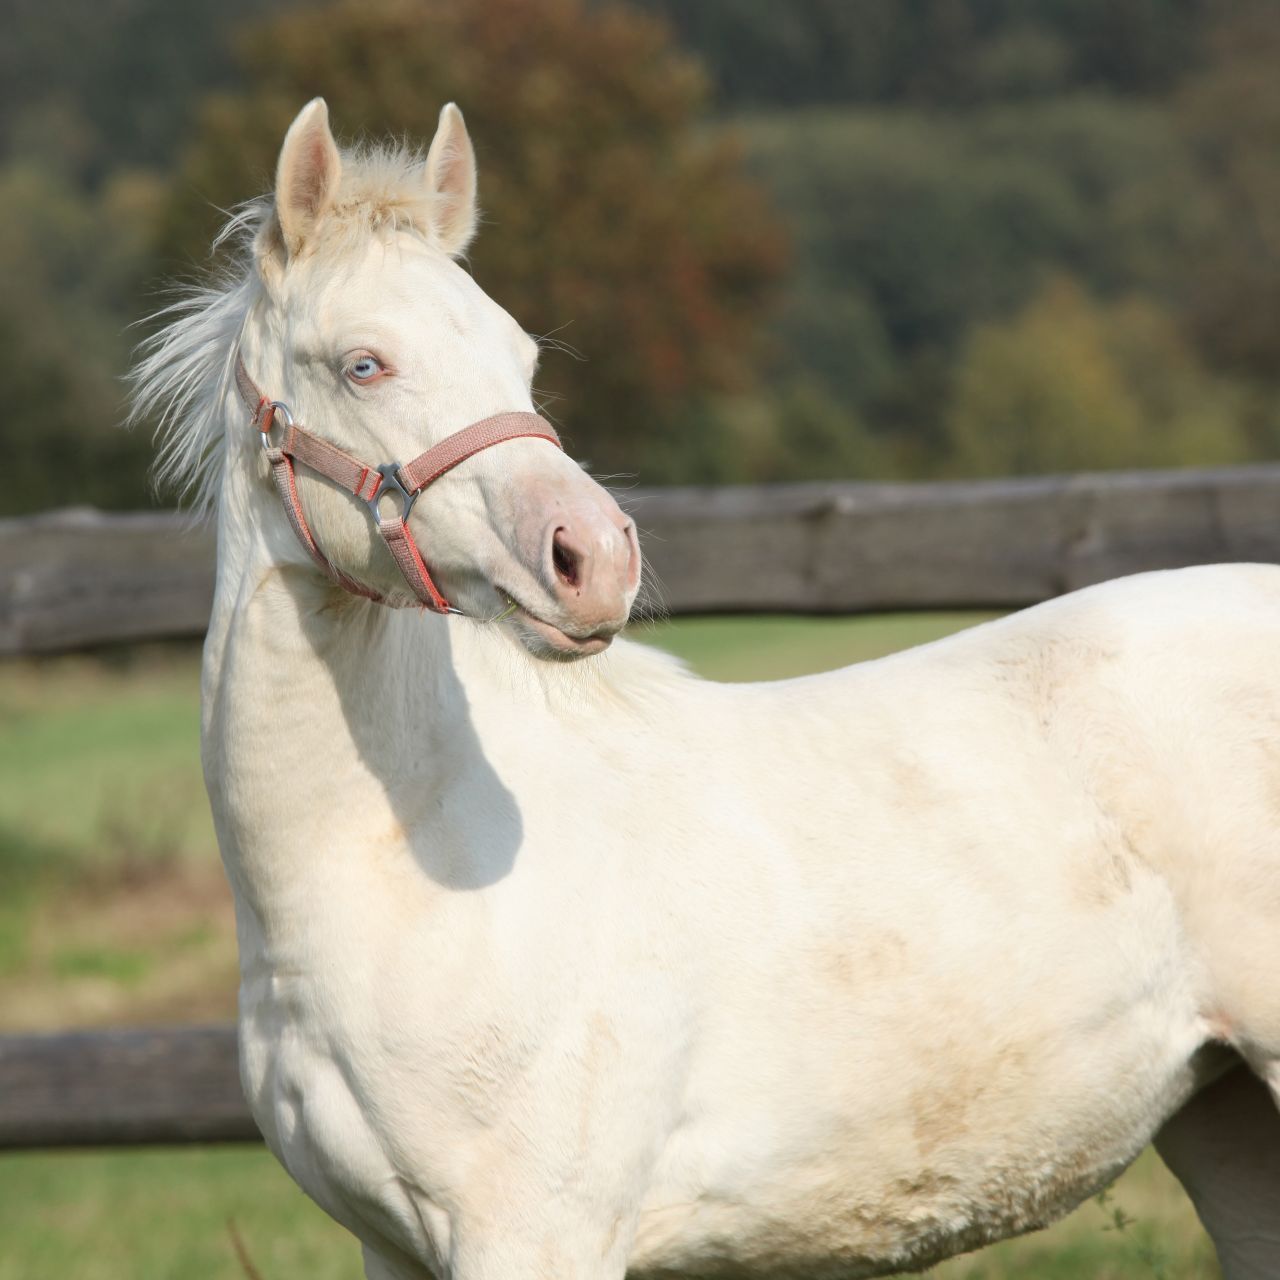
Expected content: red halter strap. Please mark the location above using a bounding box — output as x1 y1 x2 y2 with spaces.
233 356 562 613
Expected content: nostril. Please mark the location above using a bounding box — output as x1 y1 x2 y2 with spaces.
552 527 581 590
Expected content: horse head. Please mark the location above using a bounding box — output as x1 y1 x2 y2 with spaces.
237 99 640 658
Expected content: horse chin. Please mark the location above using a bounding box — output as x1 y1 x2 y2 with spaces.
509 605 615 662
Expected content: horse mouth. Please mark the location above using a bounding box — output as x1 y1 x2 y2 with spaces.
500 594 614 659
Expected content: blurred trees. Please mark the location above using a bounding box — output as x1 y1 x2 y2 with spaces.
944 277 1248 475
155 0 786 483
1176 1 1280 380
0 0 296 513
0 163 166 510
0 0 297 181
631 0 1211 109
739 97 1224 477
645 0 1280 483
4 0 1280 512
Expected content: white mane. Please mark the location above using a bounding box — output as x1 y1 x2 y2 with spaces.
128 144 455 517
127 202 265 517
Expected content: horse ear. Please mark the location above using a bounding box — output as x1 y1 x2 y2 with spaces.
425 103 478 258
275 98 342 258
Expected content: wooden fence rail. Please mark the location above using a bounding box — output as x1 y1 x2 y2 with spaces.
6 464 1280 654
0 1027 256 1149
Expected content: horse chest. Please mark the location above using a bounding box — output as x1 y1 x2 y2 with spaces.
235 942 684 1268
235 980 436 1260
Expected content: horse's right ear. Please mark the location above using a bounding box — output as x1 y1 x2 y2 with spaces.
274 98 342 259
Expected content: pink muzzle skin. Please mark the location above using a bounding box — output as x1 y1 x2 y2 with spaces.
233 355 563 614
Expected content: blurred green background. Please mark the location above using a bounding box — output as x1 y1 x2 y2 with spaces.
4 0 1280 514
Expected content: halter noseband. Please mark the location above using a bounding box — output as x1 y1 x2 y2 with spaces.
234 356 562 614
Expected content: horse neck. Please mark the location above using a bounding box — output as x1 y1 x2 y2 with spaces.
203 390 523 938
201 350 686 953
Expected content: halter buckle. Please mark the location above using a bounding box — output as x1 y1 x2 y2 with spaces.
366 463 418 523
261 400 294 450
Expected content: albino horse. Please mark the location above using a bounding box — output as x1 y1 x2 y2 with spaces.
133 100 1280 1279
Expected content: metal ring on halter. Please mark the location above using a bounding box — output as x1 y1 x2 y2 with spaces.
365 463 419 523
261 400 294 450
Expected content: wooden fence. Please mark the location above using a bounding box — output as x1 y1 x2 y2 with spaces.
4 462 1280 1148
6 464 1280 654
0 1028 253 1149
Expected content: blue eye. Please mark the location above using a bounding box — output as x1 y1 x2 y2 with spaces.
348 355 383 382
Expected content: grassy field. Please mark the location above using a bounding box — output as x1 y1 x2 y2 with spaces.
0 613 1220 1279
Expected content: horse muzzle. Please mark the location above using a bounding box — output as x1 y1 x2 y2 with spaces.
506 483 641 658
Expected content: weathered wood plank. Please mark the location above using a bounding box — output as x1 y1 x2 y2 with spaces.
0 1026 257 1149
5 465 1280 654
0 507 215 655
622 464 1280 613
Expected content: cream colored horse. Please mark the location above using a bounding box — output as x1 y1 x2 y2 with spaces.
133 100 1280 1279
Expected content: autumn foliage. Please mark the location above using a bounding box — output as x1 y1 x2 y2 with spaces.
9 0 1280 514
158 0 786 481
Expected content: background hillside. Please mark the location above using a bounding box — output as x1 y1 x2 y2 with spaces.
2 0 1278 512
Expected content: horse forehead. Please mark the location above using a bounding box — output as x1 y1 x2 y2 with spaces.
288 240 535 378
320 240 498 338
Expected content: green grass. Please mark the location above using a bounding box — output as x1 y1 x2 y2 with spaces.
0 616 1220 1278
635 611 1001 683
50 943 154 986
0 1147 1216 1280
0 644 219 1009
0 1147 359 1280
927 1155 1219 1278
0 644 213 873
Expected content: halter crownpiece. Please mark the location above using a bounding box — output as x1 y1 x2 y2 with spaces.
233 355 562 614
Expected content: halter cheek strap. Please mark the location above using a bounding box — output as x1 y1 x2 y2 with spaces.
233 356 562 614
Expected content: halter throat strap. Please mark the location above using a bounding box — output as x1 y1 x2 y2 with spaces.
233 355 562 613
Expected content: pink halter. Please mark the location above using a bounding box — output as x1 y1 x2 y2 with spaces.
234 356 562 613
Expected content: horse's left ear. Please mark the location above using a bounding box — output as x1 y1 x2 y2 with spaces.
425 103 478 258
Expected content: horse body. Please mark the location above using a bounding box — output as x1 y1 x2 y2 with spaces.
138 99 1280 1278
207 543 1274 1276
